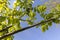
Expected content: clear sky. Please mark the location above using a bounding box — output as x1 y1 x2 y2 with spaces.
9 0 60 40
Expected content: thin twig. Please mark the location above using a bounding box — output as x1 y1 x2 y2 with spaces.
0 19 30 32
20 19 31 22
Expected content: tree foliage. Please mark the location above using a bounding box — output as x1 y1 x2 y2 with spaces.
0 0 60 40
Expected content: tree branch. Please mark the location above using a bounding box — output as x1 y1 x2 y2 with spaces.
0 19 31 32
20 19 31 22
0 18 55 39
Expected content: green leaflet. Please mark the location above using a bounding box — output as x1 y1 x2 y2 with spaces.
41 24 48 32
0 16 6 22
27 0 33 4
56 4 60 11
34 7 37 12
47 21 52 26
8 18 21 32
37 5 46 13
3 36 14 40
8 26 15 33
29 11 36 18
53 19 60 24
44 13 54 20
8 16 13 25
12 18 19 24
40 20 53 32
8 24 21 33
27 21 33 25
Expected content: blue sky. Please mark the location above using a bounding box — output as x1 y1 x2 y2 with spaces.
14 24 60 40
9 0 60 40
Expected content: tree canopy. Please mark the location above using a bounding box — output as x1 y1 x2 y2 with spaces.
0 0 60 40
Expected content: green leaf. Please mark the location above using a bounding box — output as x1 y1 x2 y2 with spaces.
5 36 14 40
37 5 46 13
8 26 15 33
34 7 37 12
45 25 48 30
44 13 53 20
41 24 48 32
15 22 21 30
12 18 19 24
53 19 60 24
27 21 33 25
48 21 52 26
0 16 6 22
28 0 33 4
41 25 46 32
29 11 35 17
